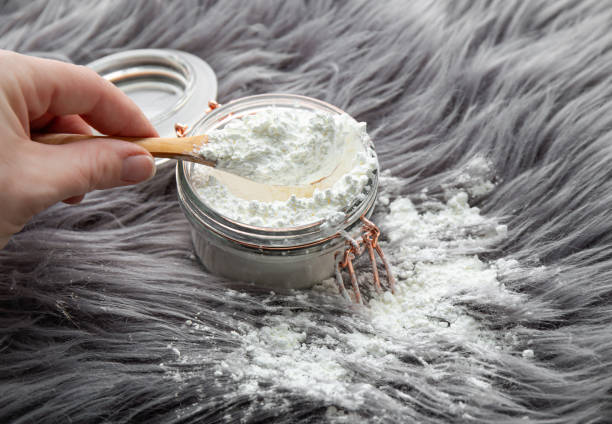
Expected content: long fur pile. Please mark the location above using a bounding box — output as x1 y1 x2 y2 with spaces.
2 1 612 422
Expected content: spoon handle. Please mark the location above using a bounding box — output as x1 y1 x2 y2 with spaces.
31 133 216 167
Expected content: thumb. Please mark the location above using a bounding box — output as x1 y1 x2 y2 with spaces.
24 139 156 207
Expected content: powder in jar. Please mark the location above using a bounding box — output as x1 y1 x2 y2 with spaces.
191 107 378 228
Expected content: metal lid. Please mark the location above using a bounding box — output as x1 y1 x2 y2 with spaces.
87 49 217 140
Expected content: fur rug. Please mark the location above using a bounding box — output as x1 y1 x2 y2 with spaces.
2 1 612 422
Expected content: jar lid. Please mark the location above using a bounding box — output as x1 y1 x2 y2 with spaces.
87 49 217 139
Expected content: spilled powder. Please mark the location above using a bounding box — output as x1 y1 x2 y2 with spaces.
175 159 530 416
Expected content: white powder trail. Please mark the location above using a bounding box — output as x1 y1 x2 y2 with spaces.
177 159 529 418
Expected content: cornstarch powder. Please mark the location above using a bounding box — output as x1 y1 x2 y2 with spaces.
175 163 531 417
192 108 378 228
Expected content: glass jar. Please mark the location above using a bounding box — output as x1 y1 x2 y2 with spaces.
176 94 379 289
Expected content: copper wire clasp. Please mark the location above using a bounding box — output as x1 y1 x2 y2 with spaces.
174 123 189 137
206 100 220 113
175 101 221 137
335 216 396 304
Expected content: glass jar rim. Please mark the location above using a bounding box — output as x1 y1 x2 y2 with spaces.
87 49 217 138
176 93 379 249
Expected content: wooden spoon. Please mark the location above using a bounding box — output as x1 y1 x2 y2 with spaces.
32 133 216 167
32 133 357 202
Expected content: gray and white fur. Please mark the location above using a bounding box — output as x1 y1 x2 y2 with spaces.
1 1 612 422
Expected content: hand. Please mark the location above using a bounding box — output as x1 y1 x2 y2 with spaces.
0 50 158 248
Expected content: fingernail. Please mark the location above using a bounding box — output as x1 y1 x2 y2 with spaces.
121 154 156 183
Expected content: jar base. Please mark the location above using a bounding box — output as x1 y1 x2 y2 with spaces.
190 228 337 290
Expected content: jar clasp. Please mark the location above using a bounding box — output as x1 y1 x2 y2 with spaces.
335 216 396 304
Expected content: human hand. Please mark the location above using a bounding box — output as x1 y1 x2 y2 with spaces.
0 50 158 248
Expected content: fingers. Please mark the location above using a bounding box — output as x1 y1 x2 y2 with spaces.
32 116 95 205
21 139 156 212
31 115 94 205
63 194 85 205
0 51 160 248
1 50 157 137
31 114 93 135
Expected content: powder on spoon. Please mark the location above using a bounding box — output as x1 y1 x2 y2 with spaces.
192 107 378 228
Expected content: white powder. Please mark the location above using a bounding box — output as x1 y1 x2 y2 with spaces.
192 108 378 228
200 108 352 185
177 166 530 414
449 157 497 198
522 349 535 359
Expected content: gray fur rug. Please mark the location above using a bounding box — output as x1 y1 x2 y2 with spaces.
2 1 612 422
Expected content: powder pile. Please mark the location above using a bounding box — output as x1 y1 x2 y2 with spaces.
191 108 378 228
176 163 530 416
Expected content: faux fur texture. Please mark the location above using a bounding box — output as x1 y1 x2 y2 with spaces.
2 0 612 423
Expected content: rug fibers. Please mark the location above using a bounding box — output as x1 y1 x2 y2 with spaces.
1 1 612 423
